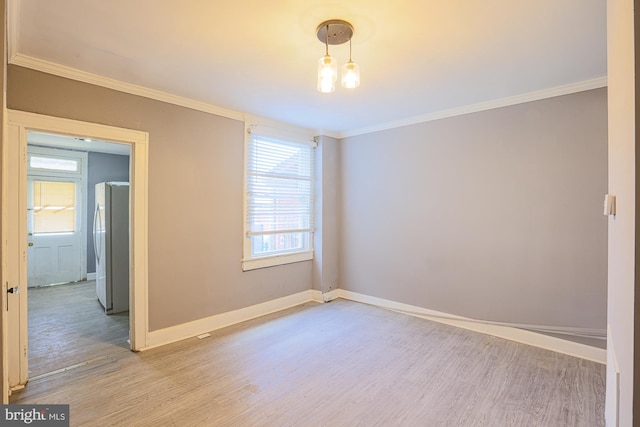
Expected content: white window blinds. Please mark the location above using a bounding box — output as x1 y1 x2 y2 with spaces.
245 131 315 260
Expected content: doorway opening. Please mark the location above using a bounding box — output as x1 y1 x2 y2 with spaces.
26 135 132 379
5 110 149 395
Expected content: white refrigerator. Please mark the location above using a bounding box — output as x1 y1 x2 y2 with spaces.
94 182 129 314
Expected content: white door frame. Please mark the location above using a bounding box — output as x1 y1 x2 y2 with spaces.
4 110 149 393
2 109 9 403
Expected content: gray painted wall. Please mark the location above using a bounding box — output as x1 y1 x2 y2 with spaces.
7 64 608 353
86 152 130 274
7 65 313 332
339 89 608 334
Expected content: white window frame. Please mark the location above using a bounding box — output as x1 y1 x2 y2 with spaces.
28 146 86 178
242 121 316 271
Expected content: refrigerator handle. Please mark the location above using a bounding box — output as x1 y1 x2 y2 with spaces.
93 204 101 264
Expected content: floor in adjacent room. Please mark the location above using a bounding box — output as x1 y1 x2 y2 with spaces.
26 280 130 379
11 295 605 426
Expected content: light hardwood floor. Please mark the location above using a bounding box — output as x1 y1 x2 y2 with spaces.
11 297 605 426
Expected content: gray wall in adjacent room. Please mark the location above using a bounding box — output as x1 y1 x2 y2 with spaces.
86 152 130 274
339 88 608 339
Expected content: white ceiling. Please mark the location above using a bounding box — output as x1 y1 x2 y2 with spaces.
28 132 131 156
10 0 607 136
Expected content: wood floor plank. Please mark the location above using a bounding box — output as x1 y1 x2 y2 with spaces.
11 296 605 426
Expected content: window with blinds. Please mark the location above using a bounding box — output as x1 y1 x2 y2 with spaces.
243 129 315 270
32 181 77 234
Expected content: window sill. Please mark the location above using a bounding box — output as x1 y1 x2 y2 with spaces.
242 251 313 271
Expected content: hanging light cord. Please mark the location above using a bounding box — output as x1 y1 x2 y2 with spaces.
325 25 329 56
349 38 353 62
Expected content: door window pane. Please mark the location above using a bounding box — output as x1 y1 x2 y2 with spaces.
33 181 76 233
30 156 78 172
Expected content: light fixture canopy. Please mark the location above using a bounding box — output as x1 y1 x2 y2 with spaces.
316 20 353 45
316 19 360 92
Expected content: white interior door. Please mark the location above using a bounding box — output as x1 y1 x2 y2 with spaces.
26 147 87 288
27 177 83 287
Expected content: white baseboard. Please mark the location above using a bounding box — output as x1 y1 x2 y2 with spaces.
145 290 317 350
311 289 341 303
142 287 605 364
86 272 96 281
338 290 606 364
605 324 620 427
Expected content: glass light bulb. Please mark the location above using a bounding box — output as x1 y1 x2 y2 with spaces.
318 55 337 93
341 61 360 89
319 77 335 93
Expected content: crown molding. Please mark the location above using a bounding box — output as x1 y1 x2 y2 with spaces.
5 0 606 140
8 53 336 137
338 77 608 139
244 114 321 141
8 52 606 141
314 129 342 139
9 53 245 122
6 4 318 133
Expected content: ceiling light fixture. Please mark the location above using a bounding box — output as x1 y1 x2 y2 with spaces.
316 20 360 93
